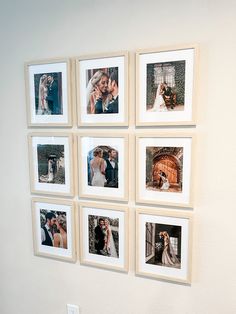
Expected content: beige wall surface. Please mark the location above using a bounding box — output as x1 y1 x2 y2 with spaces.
1 0 236 313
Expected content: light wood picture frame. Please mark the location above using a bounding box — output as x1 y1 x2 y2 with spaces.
31 197 77 263
78 133 129 202
136 44 198 126
28 133 74 197
79 202 129 272
76 51 129 126
136 208 192 284
136 133 194 208
25 58 73 127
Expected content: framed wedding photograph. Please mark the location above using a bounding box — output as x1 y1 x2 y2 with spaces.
136 208 192 284
25 58 72 127
79 202 129 272
78 133 129 201
31 198 76 262
28 133 74 197
136 45 198 126
136 134 194 207
76 52 128 126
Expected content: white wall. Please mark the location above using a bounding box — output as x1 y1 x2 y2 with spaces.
1 1 236 313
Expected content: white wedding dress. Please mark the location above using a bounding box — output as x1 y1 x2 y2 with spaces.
151 84 168 112
91 166 106 187
161 179 170 190
106 229 118 258
37 76 49 115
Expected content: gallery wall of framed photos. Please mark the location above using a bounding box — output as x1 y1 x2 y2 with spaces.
26 44 197 284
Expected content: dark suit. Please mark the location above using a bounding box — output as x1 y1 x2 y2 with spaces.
155 235 164 263
94 98 103 114
105 96 119 114
163 86 174 108
94 225 105 254
41 226 53 246
105 159 118 188
46 80 60 114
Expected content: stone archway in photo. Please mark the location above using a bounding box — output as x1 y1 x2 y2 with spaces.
150 147 183 190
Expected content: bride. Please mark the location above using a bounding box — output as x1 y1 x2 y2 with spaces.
37 74 50 115
150 83 168 112
158 172 170 190
53 215 67 249
162 231 180 266
86 70 110 114
103 219 118 258
90 148 106 187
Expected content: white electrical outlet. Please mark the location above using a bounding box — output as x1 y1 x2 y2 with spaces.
67 304 79 314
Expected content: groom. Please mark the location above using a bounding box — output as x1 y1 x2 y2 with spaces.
163 82 174 109
94 218 105 255
41 212 57 246
105 149 118 188
105 70 119 114
46 74 60 114
155 232 164 263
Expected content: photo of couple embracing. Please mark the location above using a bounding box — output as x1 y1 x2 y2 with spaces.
86 67 119 115
88 215 119 258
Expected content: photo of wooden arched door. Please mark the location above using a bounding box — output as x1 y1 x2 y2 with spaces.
152 154 182 190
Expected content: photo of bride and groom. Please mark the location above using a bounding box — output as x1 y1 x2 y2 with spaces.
87 146 119 188
40 209 68 249
34 72 62 115
37 144 65 185
88 215 119 258
86 67 119 115
146 146 183 193
146 60 185 112
146 222 181 269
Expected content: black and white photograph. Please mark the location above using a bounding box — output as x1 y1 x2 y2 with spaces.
29 134 74 196
136 208 192 283
136 46 196 125
79 203 128 272
26 59 72 126
76 53 128 126
32 198 76 262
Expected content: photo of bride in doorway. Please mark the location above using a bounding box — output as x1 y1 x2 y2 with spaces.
146 146 183 193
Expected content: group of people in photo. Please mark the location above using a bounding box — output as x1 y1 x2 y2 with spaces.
37 73 60 115
41 211 67 249
89 148 118 188
86 69 119 114
94 217 118 257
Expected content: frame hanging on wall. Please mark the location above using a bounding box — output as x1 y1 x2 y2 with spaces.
78 133 129 202
32 197 76 262
79 202 129 272
136 207 192 284
28 133 74 197
25 58 73 127
136 44 198 126
136 133 194 208
76 52 129 127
